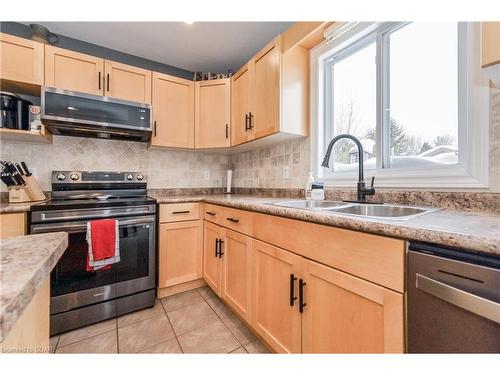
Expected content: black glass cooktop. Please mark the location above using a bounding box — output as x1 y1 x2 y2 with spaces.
30 196 157 211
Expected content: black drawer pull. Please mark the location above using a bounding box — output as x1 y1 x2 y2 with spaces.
172 210 190 214
290 273 297 306
299 279 307 313
225 123 229 139
248 112 254 130
245 113 249 131
218 239 224 258
215 238 219 257
98 71 101 90
106 73 110 91
226 217 239 223
206 211 216 216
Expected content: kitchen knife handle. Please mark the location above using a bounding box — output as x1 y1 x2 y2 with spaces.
15 163 24 175
21 162 31 176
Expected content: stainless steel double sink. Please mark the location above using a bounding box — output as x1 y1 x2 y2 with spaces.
270 200 439 220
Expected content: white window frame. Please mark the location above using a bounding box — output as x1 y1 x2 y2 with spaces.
310 22 490 189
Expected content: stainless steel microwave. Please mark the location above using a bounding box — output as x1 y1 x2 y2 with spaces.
41 87 152 142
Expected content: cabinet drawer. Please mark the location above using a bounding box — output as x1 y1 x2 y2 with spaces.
253 213 405 292
219 206 253 236
204 203 225 224
159 203 200 223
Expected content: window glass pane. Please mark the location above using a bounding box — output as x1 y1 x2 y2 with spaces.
329 41 377 172
389 22 458 168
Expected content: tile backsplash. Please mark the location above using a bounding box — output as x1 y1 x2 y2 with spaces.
0 136 229 191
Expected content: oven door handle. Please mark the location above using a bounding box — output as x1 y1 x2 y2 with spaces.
31 216 155 234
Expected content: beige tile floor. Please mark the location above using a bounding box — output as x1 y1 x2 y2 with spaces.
51 286 270 354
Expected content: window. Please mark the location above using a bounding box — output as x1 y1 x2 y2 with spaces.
312 22 489 188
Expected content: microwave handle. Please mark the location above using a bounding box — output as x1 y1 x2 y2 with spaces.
31 217 155 234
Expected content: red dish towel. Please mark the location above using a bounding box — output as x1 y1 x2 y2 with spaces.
86 219 120 272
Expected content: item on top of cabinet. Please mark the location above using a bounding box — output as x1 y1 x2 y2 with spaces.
227 69 234 78
225 169 233 194
29 23 59 45
305 171 315 200
216 73 225 79
193 72 203 81
310 182 325 200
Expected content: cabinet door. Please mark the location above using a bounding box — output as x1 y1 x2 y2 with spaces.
231 64 253 146
203 221 223 296
0 213 26 238
104 60 152 103
253 36 281 139
195 79 230 148
482 22 500 67
158 220 203 288
45 45 104 95
301 258 404 353
151 72 194 148
221 230 252 322
251 239 302 353
0 33 44 85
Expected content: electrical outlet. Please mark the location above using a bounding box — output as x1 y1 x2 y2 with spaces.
204 170 210 180
283 166 290 179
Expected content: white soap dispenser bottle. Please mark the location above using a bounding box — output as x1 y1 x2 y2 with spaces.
305 172 314 200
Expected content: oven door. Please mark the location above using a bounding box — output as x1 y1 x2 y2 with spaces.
31 215 156 314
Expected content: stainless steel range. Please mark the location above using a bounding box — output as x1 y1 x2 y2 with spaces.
29 171 157 336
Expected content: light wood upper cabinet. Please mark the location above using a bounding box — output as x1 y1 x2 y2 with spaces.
104 60 151 103
203 221 224 296
221 229 252 322
482 22 500 67
45 45 104 96
231 35 308 146
158 220 203 289
251 239 302 353
151 72 194 148
195 78 230 148
231 64 253 146
301 259 404 353
253 37 281 139
0 33 44 86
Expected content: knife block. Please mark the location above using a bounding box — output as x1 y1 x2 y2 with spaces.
8 175 46 203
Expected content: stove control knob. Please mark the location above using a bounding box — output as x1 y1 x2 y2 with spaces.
136 174 144 181
70 173 79 181
56 173 66 181
126 174 133 181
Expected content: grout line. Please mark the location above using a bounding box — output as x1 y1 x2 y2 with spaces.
116 318 120 354
160 297 184 354
203 295 244 348
56 319 117 349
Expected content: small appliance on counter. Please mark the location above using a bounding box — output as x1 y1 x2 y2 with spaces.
0 161 45 203
0 92 33 130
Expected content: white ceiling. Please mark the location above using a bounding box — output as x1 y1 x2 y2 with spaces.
27 22 293 72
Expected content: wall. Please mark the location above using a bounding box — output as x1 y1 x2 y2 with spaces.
230 88 500 193
0 22 193 80
0 136 229 191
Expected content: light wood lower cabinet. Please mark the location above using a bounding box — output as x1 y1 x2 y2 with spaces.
301 259 404 353
158 220 203 288
221 230 252 322
251 239 302 353
203 221 224 296
482 22 500 67
0 213 26 238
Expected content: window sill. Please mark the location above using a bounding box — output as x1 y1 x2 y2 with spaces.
318 165 489 189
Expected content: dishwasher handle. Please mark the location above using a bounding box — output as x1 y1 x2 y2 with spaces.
416 274 500 324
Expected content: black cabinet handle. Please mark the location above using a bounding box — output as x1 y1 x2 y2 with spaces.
106 73 110 91
245 113 249 131
226 217 239 223
153 121 157 137
290 274 297 306
299 279 307 313
218 239 224 258
248 112 254 130
225 123 229 139
98 72 101 90
206 211 216 216
215 238 219 257
172 210 190 214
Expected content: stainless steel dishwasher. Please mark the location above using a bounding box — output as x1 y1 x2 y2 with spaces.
408 242 500 353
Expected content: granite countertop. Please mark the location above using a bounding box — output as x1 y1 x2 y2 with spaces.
0 201 39 213
153 194 500 256
0 232 68 343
